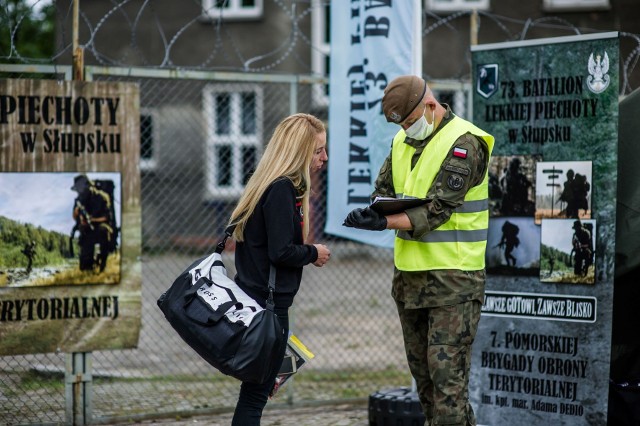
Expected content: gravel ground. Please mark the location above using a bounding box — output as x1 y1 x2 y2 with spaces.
120 403 370 426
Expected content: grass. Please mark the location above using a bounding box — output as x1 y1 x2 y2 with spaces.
90 366 411 388
1 366 412 420
90 366 413 401
30 253 121 286
94 372 238 384
0 369 65 397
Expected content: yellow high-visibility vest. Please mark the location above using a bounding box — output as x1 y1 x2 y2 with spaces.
391 115 495 271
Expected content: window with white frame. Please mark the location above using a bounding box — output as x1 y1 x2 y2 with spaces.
425 0 489 12
204 85 263 198
140 111 157 171
202 0 263 20
311 0 330 108
542 0 609 11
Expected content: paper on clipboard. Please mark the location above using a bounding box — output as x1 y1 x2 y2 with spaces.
369 196 429 216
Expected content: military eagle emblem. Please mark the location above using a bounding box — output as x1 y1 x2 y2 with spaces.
586 52 610 94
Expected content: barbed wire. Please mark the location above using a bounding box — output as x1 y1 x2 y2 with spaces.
2 0 639 94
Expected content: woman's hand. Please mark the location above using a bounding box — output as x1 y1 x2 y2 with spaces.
313 244 331 267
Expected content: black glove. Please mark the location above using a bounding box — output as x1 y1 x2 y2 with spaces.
342 207 387 231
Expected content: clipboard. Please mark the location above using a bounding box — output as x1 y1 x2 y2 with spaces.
369 197 429 216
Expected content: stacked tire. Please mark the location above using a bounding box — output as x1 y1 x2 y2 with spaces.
368 387 425 425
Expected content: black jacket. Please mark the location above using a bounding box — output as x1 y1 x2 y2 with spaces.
234 178 318 308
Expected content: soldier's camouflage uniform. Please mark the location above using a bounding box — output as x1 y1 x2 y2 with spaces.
73 183 114 272
373 106 489 426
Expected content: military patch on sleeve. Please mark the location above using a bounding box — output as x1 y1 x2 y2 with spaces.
444 164 470 176
447 174 465 191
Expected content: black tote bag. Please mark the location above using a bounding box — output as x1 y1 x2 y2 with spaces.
157 231 286 384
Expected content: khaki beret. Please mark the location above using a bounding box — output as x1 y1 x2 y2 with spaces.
382 76 427 123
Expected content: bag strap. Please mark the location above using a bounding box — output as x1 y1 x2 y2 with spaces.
219 224 277 312
266 262 276 311
215 225 235 254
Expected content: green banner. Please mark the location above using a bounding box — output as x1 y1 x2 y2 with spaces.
471 33 618 425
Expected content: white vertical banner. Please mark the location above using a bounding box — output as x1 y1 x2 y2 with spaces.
325 1 420 247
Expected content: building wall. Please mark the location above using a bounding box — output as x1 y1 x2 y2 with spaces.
56 0 312 72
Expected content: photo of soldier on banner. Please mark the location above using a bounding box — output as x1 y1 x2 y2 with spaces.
0 172 121 288
540 218 596 284
488 155 540 217
535 161 592 224
486 217 540 276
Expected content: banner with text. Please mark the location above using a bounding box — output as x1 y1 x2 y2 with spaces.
0 78 141 355
470 33 619 425
325 1 417 247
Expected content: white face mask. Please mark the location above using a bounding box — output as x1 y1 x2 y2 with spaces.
404 108 435 140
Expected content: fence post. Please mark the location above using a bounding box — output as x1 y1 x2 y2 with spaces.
470 9 479 47
66 2 93 425
72 0 84 81
65 352 93 425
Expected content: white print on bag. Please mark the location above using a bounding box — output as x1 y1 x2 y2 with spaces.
196 282 235 310
190 252 263 326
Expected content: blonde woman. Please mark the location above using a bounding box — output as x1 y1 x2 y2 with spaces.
229 113 331 425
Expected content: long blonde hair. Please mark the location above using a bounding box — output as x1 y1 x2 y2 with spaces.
229 113 325 242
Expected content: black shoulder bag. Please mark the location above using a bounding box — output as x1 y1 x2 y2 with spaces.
157 227 285 384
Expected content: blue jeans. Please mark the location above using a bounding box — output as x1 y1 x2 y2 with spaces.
231 307 289 426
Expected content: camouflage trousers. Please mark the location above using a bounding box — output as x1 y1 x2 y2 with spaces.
395 299 481 426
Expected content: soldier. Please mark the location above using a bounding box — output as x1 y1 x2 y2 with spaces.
344 76 493 426
499 157 532 216
487 171 502 215
571 220 592 277
70 174 114 272
572 173 591 217
497 221 519 267
21 240 36 274
560 169 578 218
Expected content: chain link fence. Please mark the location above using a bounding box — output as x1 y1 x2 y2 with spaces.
0 65 428 424
3 0 639 423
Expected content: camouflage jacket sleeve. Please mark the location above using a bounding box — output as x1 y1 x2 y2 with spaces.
372 148 396 200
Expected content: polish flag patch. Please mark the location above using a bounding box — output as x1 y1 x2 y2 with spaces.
453 147 468 159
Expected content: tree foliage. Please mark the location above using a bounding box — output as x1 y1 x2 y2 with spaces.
0 215 73 268
0 0 55 63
